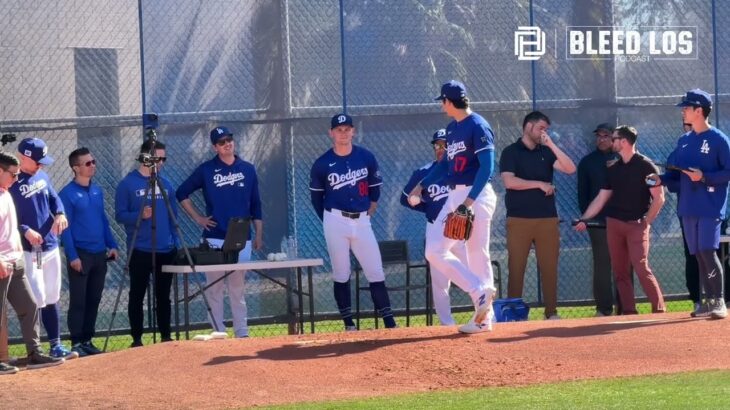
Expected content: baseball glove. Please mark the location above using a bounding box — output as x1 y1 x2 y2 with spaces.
443 205 474 240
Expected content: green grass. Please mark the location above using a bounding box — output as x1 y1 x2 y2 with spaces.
262 370 730 409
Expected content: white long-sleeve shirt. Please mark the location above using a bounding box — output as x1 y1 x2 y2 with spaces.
0 189 22 264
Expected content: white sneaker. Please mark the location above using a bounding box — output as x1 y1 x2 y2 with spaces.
709 299 728 319
344 325 358 332
546 314 561 320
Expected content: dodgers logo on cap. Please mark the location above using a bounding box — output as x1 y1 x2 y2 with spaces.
432 128 447 143
434 80 467 101
209 126 233 144
331 113 353 129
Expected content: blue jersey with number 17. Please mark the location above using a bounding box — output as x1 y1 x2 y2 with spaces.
445 113 495 186
310 145 382 213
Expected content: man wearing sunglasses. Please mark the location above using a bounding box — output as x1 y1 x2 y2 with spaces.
577 123 619 317
176 126 263 338
400 129 460 326
9 137 76 360
115 140 179 347
59 148 118 356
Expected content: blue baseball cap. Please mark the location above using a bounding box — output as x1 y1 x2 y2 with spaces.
18 137 54 165
331 113 353 129
676 89 712 108
209 126 233 144
434 80 467 101
431 128 447 143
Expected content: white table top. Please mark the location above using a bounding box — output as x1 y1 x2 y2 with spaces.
161 258 324 273
721 235 730 243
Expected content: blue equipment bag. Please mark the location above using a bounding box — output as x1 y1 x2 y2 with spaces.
493 298 530 322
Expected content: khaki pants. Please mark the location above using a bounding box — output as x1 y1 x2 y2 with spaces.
506 217 560 318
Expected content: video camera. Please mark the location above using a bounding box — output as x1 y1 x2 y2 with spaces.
137 113 165 167
1 133 16 147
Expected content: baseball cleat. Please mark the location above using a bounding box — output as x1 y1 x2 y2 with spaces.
344 326 358 332
458 321 490 334
473 289 494 324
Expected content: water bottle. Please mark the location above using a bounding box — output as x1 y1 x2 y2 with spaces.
288 235 297 258
32 244 42 270
280 236 289 257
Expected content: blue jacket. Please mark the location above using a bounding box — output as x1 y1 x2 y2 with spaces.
115 170 179 252
59 180 118 261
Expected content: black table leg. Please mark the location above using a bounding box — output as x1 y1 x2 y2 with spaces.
308 266 315 334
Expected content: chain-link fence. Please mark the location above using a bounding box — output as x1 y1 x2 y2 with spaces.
1 0 728 351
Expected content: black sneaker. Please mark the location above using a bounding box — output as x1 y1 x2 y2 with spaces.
27 349 64 369
130 340 143 348
71 343 89 357
81 341 103 355
0 362 19 375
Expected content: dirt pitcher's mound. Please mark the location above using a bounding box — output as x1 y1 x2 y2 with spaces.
2 313 729 409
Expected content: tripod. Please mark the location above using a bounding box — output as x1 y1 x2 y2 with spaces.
103 133 221 350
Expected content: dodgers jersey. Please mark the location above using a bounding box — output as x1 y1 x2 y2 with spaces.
401 161 449 223
310 145 382 214
9 169 65 252
445 113 495 186
665 127 730 218
176 155 262 240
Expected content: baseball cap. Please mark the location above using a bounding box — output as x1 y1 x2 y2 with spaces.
331 113 353 129
434 80 467 101
431 128 447 143
676 89 712 108
18 137 54 165
593 123 615 134
209 126 233 144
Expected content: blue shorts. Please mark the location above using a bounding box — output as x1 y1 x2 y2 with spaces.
681 216 721 255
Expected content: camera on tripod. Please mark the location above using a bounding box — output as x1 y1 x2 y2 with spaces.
1 133 17 147
137 113 165 167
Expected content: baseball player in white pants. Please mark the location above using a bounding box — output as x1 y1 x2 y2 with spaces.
204 238 252 337
410 80 498 334
402 129 463 325
311 113 396 330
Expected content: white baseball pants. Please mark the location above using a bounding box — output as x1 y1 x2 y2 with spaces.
204 239 252 337
425 184 497 308
23 247 62 307
425 220 462 325
323 209 385 284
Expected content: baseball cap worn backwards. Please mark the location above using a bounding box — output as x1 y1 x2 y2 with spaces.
434 80 467 101
593 123 615 133
331 113 353 129
210 126 233 144
677 89 712 108
18 137 54 165
432 128 447 143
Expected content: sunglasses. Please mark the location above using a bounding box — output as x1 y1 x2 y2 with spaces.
0 168 20 178
432 143 446 150
215 136 234 146
611 137 624 141
76 159 97 167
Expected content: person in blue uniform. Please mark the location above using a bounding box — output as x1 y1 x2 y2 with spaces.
310 113 396 331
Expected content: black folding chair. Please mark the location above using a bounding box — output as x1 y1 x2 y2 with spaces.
354 240 431 328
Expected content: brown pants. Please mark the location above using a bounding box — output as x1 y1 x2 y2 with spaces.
506 217 560 317
606 217 665 314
